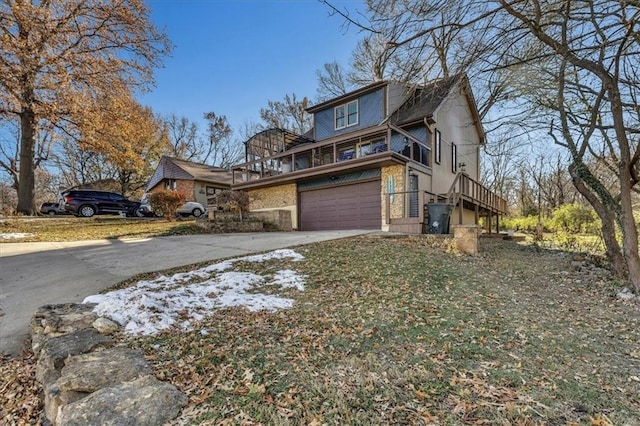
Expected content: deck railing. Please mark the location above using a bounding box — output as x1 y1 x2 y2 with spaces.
444 172 507 214
385 173 507 225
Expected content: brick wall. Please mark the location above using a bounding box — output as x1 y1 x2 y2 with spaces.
147 180 197 202
175 180 196 201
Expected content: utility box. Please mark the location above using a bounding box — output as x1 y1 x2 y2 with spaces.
426 203 453 234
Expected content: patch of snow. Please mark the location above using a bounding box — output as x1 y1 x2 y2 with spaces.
616 287 637 300
0 233 34 240
83 249 306 336
272 269 306 291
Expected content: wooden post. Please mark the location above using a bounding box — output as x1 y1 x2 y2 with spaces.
488 210 493 234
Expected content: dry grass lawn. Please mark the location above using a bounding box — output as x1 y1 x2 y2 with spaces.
2 234 639 425
0 216 201 241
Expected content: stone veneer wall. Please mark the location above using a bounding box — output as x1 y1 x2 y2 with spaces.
381 165 405 230
248 183 298 229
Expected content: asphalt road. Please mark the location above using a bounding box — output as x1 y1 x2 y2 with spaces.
0 230 371 357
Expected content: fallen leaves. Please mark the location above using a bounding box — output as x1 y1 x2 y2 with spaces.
0 355 42 424
7 235 636 424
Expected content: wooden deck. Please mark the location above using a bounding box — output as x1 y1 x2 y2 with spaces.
386 172 507 234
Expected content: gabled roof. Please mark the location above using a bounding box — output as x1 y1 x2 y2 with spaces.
389 74 461 124
146 156 233 192
389 74 485 143
304 74 484 143
306 80 388 113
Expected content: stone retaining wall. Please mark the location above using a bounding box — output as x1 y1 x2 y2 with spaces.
31 303 186 425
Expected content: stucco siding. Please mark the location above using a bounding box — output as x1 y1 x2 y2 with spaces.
451 207 477 226
431 87 481 195
387 83 410 117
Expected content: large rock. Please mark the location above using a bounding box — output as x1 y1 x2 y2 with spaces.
44 384 89 424
31 303 98 355
36 328 113 386
57 348 152 392
92 317 120 335
56 375 187 426
44 348 153 422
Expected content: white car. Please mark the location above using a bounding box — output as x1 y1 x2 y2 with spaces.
139 200 206 218
176 201 206 217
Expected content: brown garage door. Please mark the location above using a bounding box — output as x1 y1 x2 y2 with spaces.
299 180 381 231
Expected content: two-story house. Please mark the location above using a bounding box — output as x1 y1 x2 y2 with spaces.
232 74 506 232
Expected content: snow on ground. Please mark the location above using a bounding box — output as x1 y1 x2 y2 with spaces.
0 233 34 240
83 249 306 336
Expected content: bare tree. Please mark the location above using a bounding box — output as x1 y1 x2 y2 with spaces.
491 0 640 289
165 114 202 161
316 61 352 102
0 0 170 214
0 118 54 194
324 0 640 291
259 94 313 135
53 139 113 190
203 112 243 168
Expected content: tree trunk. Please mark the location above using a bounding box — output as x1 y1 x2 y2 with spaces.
570 171 628 280
619 163 640 293
16 109 36 215
600 208 628 281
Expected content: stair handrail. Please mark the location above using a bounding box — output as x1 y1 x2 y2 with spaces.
444 172 464 207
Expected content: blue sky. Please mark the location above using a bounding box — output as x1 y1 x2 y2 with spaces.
140 0 365 135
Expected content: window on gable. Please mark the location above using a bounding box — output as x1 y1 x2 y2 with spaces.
347 100 358 126
334 100 358 130
435 130 441 164
164 179 177 190
452 143 457 173
335 105 345 129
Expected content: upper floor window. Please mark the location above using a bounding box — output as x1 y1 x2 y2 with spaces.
452 143 457 173
334 100 359 130
435 130 442 164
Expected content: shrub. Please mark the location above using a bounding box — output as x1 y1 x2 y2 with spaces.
215 190 250 220
147 190 186 220
548 203 600 234
500 215 541 232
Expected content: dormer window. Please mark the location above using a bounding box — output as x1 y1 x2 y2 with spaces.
334 100 358 130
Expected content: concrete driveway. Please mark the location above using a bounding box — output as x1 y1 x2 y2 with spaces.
0 230 371 357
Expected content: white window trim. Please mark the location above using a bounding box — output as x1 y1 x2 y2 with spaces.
334 99 359 130
452 143 457 173
435 130 441 164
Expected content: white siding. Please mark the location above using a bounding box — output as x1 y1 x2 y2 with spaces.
430 85 482 195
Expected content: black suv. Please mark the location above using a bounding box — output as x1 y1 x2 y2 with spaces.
61 190 143 218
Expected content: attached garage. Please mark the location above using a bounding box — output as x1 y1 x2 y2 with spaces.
299 179 381 231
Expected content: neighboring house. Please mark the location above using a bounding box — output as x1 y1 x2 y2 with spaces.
232 74 507 232
146 156 233 207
